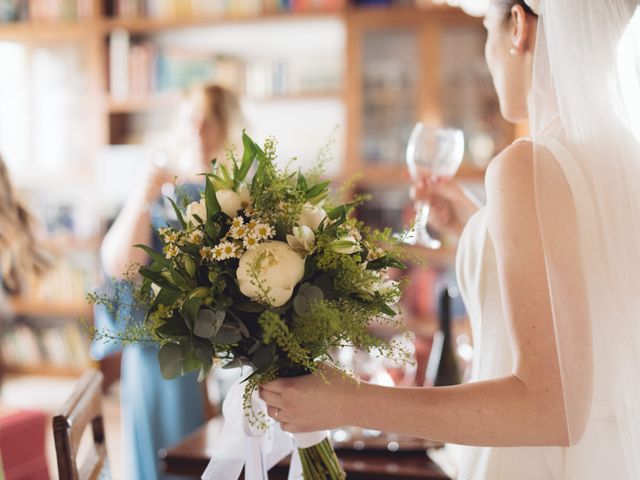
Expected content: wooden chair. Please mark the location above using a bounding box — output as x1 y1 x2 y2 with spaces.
53 370 110 480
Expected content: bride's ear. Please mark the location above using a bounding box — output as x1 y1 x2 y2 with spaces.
509 5 534 54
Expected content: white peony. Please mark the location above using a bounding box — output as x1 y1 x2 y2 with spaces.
237 241 305 307
216 189 243 218
185 199 207 225
298 202 327 231
286 226 316 256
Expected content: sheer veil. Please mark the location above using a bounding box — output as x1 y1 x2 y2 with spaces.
527 0 640 476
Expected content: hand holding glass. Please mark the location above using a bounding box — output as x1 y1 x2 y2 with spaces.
405 124 465 249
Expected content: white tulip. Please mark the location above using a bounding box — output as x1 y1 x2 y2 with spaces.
328 234 361 255
237 241 305 307
216 189 243 218
286 226 316 256
238 183 252 210
185 199 207 225
298 202 327 231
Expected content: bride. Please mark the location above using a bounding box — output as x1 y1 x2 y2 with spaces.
260 0 640 478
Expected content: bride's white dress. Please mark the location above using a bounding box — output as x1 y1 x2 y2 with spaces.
453 139 630 480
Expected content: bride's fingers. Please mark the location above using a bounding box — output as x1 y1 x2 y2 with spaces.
259 387 285 408
261 378 288 393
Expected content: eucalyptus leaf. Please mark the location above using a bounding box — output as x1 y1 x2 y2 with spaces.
181 296 202 330
293 295 311 316
212 324 242 345
194 309 225 338
251 344 275 371
158 343 196 380
234 302 266 313
156 319 190 338
304 285 324 303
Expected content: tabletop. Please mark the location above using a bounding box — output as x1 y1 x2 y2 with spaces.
159 418 451 479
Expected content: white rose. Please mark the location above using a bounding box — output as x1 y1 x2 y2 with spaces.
216 189 243 218
185 199 207 225
298 202 327 231
286 226 316 256
237 241 305 307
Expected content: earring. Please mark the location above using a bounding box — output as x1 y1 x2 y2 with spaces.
510 47 518 56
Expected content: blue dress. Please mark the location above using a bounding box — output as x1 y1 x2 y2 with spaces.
91 185 205 480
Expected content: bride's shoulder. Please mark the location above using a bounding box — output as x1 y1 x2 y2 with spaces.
485 139 535 195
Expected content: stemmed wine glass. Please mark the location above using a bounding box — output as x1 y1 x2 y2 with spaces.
405 123 465 249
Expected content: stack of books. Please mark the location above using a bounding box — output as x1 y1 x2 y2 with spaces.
0 322 92 369
0 0 94 22
104 0 346 19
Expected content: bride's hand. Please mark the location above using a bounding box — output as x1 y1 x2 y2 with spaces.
414 174 480 237
259 364 358 433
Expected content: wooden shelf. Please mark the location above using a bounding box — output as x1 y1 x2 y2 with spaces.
8 297 92 318
0 20 98 40
100 10 344 33
107 90 344 113
3 363 86 377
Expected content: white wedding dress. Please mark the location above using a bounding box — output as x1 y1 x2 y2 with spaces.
453 140 630 480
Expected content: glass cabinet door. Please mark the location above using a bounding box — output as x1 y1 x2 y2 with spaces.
360 28 420 166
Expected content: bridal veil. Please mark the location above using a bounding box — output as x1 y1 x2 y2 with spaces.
527 0 640 476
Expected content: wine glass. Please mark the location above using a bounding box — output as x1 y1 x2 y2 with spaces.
405 124 465 249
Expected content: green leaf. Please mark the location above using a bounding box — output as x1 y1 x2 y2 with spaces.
183 256 197 278
166 197 187 230
237 132 257 185
305 180 331 201
158 343 199 379
367 256 406 270
138 267 176 290
189 286 210 300
251 344 275 371
205 222 222 243
303 255 317 281
234 302 266 313
205 177 221 217
379 303 397 317
297 171 308 191
181 296 202 330
293 295 311 316
135 244 171 269
156 319 190 338
212 324 242 345
193 309 225 338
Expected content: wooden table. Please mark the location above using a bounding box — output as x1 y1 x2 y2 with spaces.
160 418 450 479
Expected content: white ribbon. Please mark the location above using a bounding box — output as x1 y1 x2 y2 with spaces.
201 377 330 480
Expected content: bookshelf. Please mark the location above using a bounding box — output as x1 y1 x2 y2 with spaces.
0 0 514 378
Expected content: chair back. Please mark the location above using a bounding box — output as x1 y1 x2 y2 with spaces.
53 370 109 480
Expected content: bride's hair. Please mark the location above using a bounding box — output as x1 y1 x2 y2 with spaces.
496 0 538 20
0 154 50 293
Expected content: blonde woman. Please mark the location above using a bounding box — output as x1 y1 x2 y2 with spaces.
94 85 243 480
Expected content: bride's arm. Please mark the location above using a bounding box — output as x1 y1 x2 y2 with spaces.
261 142 591 447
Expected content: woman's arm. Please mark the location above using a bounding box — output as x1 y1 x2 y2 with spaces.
261 142 590 447
101 164 174 278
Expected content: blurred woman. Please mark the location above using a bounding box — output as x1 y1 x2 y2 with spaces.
0 155 50 294
94 85 243 480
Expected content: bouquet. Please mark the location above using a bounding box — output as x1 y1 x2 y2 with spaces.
89 133 410 479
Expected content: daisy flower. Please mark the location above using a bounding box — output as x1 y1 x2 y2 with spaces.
200 246 215 262
161 229 180 245
218 241 240 260
164 244 180 259
254 223 274 241
230 224 250 240
187 229 205 245
231 216 244 229
243 234 260 250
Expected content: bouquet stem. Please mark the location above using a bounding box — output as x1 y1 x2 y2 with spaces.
297 438 345 480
